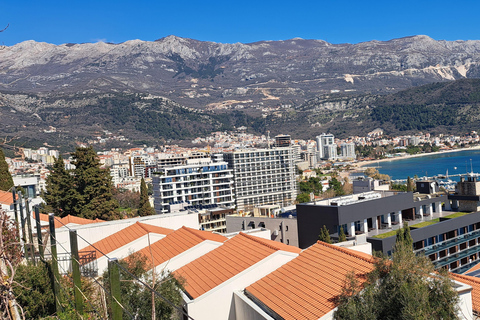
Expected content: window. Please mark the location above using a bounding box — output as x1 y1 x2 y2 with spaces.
286 225 289 231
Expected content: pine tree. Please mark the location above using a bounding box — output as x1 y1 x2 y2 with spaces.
138 178 155 216
318 225 332 244
42 155 76 217
0 147 13 192
338 226 347 242
71 146 119 220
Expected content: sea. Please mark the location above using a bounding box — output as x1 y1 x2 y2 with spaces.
365 149 480 181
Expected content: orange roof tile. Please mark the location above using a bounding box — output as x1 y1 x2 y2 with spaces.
450 273 480 314
54 215 105 228
0 190 15 205
27 212 102 228
245 241 376 320
136 226 227 270
79 222 173 258
465 261 480 274
174 232 301 299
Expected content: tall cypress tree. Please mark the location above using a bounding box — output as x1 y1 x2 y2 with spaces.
0 147 13 191
338 226 347 242
318 225 332 244
42 155 75 217
71 146 119 220
138 178 155 216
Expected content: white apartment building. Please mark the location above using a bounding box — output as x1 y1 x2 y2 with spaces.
340 142 356 160
316 133 337 161
223 147 297 213
153 158 234 214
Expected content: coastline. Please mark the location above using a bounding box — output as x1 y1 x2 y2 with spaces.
354 145 480 170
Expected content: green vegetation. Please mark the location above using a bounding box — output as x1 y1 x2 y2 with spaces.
329 177 345 197
0 147 13 191
338 227 347 242
13 262 55 319
410 218 440 229
42 155 76 217
390 183 407 192
42 147 119 220
113 188 140 216
299 177 324 195
318 225 332 244
296 193 311 203
371 230 398 239
71 146 119 220
138 177 155 216
442 211 471 219
335 222 459 320
102 251 184 320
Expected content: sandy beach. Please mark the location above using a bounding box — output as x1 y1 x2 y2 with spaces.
354 145 480 170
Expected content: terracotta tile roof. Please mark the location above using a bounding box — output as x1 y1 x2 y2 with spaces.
245 241 376 320
450 273 480 314
79 222 173 258
0 190 15 205
136 226 227 270
174 232 301 299
53 215 105 228
26 212 102 228
465 261 480 274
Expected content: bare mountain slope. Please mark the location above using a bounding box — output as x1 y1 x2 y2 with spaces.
2 35 480 109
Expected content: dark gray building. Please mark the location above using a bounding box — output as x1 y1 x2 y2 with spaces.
296 188 480 273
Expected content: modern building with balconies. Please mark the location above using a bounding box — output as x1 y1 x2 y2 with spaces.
223 147 297 213
153 157 234 214
297 182 480 273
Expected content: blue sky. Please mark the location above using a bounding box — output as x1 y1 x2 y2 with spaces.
2 0 480 46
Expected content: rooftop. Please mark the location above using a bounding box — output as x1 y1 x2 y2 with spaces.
34 213 105 229
79 222 173 258
369 210 472 239
305 191 393 207
136 226 227 268
0 190 15 206
450 273 480 315
174 232 301 299
245 241 375 320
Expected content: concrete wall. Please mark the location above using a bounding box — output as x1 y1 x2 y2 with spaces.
233 291 275 320
226 216 298 247
89 233 166 275
155 240 224 274
185 251 298 320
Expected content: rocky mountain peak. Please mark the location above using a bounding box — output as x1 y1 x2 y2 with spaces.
1 35 480 109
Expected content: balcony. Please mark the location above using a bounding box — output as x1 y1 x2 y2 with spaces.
415 229 480 257
434 244 480 269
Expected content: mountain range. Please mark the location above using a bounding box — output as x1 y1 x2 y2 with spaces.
1 35 480 148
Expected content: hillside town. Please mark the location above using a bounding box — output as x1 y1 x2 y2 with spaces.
4 128 480 319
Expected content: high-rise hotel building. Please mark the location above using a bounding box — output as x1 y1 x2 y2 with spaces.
223 147 297 213
153 156 234 214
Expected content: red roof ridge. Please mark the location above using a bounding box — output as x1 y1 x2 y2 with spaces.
180 226 227 243
136 221 151 233
182 226 209 240
239 232 301 254
137 222 174 235
316 240 375 264
450 273 480 284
